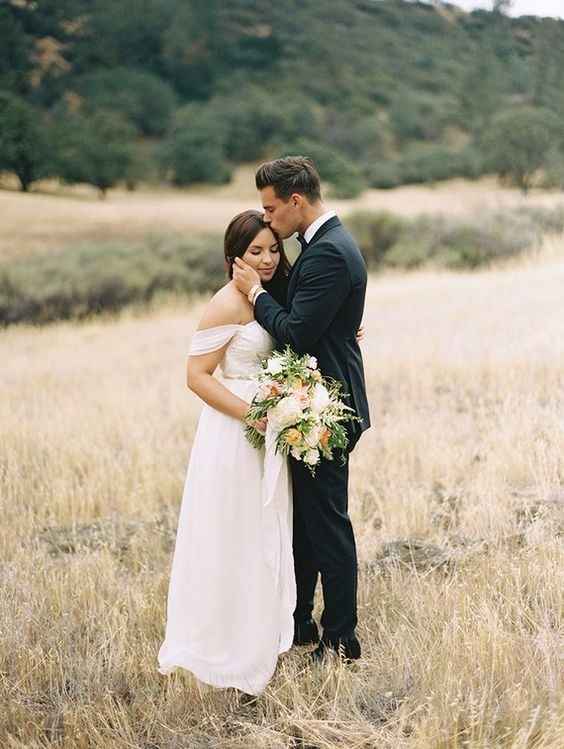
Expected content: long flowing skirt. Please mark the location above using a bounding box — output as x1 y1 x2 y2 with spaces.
157 377 296 695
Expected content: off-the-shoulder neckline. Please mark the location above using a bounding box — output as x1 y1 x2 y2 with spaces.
194 320 260 333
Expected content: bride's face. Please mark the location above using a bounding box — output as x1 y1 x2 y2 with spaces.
241 227 280 283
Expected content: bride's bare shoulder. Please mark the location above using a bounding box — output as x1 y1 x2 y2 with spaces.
196 282 250 331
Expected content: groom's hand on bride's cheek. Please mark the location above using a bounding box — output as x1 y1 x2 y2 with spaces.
233 257 260 295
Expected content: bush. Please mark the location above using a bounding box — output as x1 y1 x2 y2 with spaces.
159 105 232 186
398 145 484 184
517 204 564 233
73 68 177 137
538 149 564 191
364 161 403 189
123 141 159 190
389 91 458 143
365 146 484 189
211 90 280 163
55 108 137 197
346 205 564 271
324 111 385 163
0 234 226 326
398 150 450 185
344 211 405 267
381 235 434 269
381 212 540 270
482 106 564 193
0 91 52 191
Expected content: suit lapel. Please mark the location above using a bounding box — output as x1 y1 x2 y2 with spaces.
287 216 342 302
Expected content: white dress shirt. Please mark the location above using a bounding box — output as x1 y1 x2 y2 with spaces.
303 209 337 244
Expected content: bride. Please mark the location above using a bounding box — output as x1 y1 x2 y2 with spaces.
157 209 296 696
157 209 362 696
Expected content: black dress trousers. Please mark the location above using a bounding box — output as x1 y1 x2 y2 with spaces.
290 445 358 641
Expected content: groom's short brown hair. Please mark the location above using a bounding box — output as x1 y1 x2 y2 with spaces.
255 156 322 203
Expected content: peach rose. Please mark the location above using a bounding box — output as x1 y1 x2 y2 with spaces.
320 427 331 448
284 428 302 446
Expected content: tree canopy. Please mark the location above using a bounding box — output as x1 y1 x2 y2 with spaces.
1 0 564 194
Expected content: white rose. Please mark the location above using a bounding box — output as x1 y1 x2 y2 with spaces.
307 356 318 370
266 357 284 375
291 447 303 461
305 425 322 448
269 395 303 431
311 383 330 414
304 448 320 465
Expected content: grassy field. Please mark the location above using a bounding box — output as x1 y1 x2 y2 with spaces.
1 229 563 747
2 169 564 260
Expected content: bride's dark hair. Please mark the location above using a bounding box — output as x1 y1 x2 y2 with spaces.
224 210 291 306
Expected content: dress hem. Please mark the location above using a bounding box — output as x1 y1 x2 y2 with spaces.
158 638 293 696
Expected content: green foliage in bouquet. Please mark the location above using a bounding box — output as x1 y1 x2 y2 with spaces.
244 346 361 476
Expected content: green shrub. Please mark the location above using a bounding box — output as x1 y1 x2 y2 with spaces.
383 212 539 270
389 92 458 143
324 112 385 163
346 205 564 271
482 106 564 193
344 211 405 267
0 234 226 326
54 109 137 198
0 91 52 191
365 145 484 189
72 68 177 137
517 204 564 233
211 89 280 163
159 105 232 186
364 161 403 189
398 145 484 184
382 236 433 269
538 149 564 191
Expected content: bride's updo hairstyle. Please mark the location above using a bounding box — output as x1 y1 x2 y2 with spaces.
224 209 291 305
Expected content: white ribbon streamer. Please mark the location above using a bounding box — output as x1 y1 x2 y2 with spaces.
261 420 290 587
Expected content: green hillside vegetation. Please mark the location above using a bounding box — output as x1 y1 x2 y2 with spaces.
2 0 564 196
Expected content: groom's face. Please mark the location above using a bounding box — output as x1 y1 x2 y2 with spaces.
260 186 301 239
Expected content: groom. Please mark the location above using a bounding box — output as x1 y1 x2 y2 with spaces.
233 156 371 663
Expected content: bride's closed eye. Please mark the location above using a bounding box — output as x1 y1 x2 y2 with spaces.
249 247 279 257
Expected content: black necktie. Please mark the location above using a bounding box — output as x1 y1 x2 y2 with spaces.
297 234 308 253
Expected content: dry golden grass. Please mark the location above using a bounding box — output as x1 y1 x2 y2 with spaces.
1 237 563 747
2 169 564 260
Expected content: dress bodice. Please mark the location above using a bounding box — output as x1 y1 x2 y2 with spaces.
188 321 274 380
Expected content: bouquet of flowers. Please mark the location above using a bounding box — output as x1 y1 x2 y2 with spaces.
244 345 361 476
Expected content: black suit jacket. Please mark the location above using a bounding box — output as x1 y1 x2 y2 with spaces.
255 215 371 448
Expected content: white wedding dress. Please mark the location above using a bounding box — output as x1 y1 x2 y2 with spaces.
157 320 296 695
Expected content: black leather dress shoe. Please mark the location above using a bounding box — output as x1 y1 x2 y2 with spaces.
293 618 320 646
309 635 361 664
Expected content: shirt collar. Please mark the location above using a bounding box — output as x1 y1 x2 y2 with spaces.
303 210 337 244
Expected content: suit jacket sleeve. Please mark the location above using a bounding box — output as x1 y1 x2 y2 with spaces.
254 243 351 354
